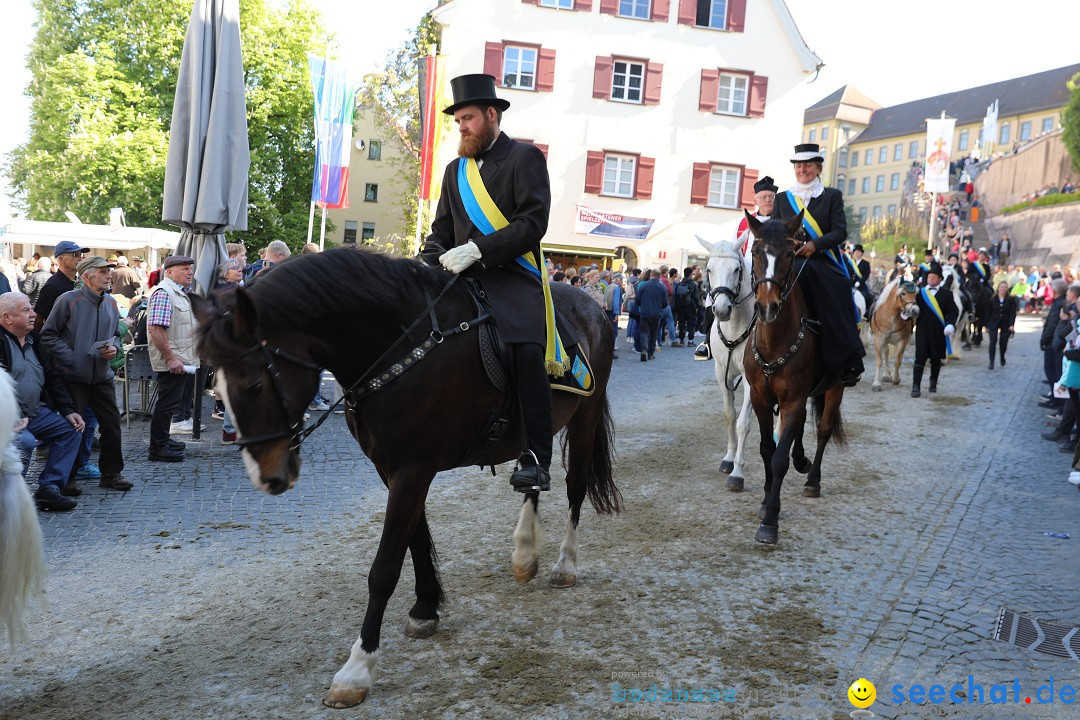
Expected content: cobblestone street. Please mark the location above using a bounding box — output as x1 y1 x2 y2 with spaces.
2 315 1078 720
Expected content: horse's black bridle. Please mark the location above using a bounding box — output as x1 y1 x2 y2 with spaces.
229 273 486 453
707 253 754 309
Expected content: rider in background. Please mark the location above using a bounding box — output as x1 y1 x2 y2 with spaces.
771 143 865 386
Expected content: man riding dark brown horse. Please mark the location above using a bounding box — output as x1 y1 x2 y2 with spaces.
420 73 560 494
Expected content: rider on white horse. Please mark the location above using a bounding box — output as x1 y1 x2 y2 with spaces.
695 175 778 360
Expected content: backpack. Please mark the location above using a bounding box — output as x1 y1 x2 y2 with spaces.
674 280 694 308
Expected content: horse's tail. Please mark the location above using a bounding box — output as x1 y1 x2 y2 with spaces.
0 368 46 648
812 393 846 446
584 395 621 515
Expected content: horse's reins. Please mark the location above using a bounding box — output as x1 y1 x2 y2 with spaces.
748 245 815 378
234 273 488 452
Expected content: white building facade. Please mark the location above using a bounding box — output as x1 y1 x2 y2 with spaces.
429 0 821 270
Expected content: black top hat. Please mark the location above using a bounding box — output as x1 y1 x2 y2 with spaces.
753 175 778 193
790 143 825 163
927 261 944 277
852 244 864 253
443 74 511 115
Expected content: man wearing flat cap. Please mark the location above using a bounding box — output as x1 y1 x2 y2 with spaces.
146 255 198 462
419 73 559 493
41 256 131 491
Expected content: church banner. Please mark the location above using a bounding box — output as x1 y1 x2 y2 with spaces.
924 117 956 194
574 205 654 240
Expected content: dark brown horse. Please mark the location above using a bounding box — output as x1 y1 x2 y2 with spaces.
192 248 619 707
742 212 846 545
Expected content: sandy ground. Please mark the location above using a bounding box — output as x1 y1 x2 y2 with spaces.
0 317 1067 720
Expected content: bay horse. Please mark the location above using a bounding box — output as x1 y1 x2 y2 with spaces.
742 212 846 545
0 368 46 648
697 236 756 492
869 279 920 390
192 247 620 708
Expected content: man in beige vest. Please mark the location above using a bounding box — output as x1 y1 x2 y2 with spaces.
147 255 197 462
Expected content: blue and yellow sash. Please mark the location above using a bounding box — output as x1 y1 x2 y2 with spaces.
456 157 570 377
974 262 987 279
784 191 849 279
847 254 863 279
921 287 952 354
919 262 931 273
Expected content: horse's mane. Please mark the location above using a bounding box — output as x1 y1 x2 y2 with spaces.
248 247 449 329
869 278 900 315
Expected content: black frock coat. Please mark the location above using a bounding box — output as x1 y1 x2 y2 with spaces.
984 294 1018 330
914 285 959 361
425 131 550 346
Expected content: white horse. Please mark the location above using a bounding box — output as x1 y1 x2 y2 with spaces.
0 368 45 648
941 264 968 355
698 237 756 492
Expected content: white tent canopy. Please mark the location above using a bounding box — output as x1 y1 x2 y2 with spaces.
1 220 180 267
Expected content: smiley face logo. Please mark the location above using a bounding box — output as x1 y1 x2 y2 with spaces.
848 678 876 709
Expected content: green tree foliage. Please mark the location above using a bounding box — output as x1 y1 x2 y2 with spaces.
6 0 330 254
1063 72 1080 172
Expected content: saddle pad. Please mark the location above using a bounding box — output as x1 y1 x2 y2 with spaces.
550 344 594 397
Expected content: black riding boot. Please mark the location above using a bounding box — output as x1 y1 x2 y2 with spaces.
508 343 553 493
911 363 924 397
988 347 994 370
928 359 941 392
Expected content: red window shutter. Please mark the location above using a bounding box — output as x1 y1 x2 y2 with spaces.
636 156 655 199
727 0 746 32
534 143 549 159
575 0 592 8
537 49 557 92
741 168 759 210
699 69 719 112
484 43 505 84
691 163 711 204
652 0 670 21
677 0 696 25
748 74 768 117
643 62 663 106
599 0 617 14
521 0 539 4
592 56 613 99
585 151 605 193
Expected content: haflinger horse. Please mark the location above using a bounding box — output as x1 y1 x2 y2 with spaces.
697 236 756 492
868 279 920 390
742 211 847 545
0 368 46 648
192 247 620 708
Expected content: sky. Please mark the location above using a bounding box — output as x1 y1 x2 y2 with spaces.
0 0 1076 220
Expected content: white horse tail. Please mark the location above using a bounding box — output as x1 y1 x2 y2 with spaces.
0 368 46 648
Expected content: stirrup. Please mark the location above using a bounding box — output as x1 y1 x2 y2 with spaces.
509 451 550 493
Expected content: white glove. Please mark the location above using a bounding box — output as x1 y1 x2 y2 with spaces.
944 324 955 336
439 241 482 274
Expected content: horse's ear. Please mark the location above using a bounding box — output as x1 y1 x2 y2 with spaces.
745 210 763 236
785 210 805 240
696 235 713 253
232 288 258 339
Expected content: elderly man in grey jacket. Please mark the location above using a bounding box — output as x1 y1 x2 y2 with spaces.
41 256 130 491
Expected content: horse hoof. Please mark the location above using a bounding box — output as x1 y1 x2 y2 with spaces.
793 457 811 474
718 460 735 475
513 558 539 584
755 524 778 544
549 571 577 588
323 687 369 708
891 378 900 385
802 486 821 498
726 475 744 492
404 616 439 639
872 384 882 392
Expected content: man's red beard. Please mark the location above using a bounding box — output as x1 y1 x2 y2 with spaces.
458 120 497 158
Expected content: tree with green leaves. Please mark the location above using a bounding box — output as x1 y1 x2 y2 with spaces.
1063 71 1080 172
6 0 332 254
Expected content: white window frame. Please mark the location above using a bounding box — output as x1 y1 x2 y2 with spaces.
618 0 651 20
808 129 816 143
878 146 887 163
1000 122 1010 145
864 149 873 165
602 154 637 198
890 173 899 191
540 0 574 8
893 143 902 161
848 179 856 195
1019 121 1032 141
875 175 884 193
503 45 537 90
838 148 848 168
1042 117 1054 134
909 140 919 159
850 151 858 168
958 129 968 151
872 206 882 219
611 59 645 104
716 73 749 116
707 165 740 209
700 0 728 29
821 126 829 141
861 177 870 194
858 207 867 222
